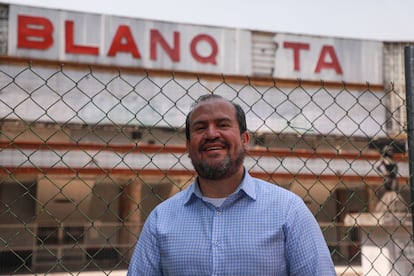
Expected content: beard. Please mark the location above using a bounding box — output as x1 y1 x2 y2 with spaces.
190 146 245 180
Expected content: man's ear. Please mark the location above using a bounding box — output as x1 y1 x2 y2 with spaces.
186 139 191 155
242 131 250 150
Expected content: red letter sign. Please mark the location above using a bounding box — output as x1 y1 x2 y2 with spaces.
150 30 180 62
17 15 53 50
190 34 218 64
65 21 99 55
283 42 310 71
107 25 141 58
315 45 343 74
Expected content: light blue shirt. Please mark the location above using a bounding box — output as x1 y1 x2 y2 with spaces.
127 170 336 275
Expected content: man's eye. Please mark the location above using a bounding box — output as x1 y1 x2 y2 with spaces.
194 126 206 131
219 123 230 128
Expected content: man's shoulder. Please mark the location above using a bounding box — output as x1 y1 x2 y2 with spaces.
250 177 301 202
251 177 288 192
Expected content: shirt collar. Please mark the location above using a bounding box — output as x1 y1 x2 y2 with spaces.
184 168 257 205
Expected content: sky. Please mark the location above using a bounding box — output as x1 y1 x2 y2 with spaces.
2 0 414 42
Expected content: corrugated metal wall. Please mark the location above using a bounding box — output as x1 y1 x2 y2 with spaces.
383 42 412 137
0 4 8 55
251 31 276 76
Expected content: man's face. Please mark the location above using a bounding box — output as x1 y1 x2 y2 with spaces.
186 99 249 180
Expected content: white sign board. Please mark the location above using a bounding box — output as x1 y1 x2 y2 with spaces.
8 5 252 75
6 5 385 84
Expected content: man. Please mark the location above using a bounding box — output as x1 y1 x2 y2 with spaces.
128 94 336 275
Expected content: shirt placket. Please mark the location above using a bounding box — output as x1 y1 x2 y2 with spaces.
211 206 224 276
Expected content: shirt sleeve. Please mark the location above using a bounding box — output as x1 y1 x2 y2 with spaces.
284 196 336 276
127 212 162 276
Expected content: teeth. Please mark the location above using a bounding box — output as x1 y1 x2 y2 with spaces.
207 147 221 151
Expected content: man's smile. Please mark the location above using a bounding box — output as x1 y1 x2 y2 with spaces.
200 141 228 152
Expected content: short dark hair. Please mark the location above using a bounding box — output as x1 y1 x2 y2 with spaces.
185 94 247 140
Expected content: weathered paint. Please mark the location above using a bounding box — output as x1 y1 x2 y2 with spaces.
273 34 383 84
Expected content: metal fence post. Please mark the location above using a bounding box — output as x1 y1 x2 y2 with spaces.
404 45 414 232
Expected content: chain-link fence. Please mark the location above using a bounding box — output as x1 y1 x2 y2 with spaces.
0 63 413 275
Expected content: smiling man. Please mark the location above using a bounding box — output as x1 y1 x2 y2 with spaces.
186 95 248 197
127 94 336 275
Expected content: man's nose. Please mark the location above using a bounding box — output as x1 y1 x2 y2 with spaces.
205 125 219 138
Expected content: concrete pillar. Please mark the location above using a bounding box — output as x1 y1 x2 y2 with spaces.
118 178 144 259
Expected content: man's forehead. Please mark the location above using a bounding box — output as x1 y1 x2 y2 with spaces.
190 99 235 119
192 98 233 111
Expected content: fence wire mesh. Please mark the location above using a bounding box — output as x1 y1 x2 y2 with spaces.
0 64 413 275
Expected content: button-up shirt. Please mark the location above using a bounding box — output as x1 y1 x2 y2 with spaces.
127 170 336 275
